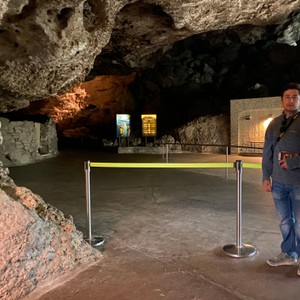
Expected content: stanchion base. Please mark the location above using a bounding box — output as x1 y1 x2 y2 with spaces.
84 236 105 248
223 243 257 258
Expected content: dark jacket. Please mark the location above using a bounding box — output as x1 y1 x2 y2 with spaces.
262 111 300 185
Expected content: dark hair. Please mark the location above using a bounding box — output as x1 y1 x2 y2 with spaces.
281 82 300 97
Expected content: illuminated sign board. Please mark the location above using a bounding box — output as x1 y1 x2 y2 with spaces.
141 114 157 137
116 114 130 137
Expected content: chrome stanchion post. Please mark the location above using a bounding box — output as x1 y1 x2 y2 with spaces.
223 160 256 258
225 146 229 179
236 159 242 248
84 160 92 243
84 161 105 248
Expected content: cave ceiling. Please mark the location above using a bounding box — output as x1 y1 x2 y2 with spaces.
0 0 300 114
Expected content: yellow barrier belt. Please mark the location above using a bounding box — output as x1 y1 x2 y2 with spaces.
243 163 261 169
89 162 261 169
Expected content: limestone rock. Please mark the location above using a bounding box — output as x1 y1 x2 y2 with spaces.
0 178 101 300
0 0 300 111
0 0 121 107
176 114 230 153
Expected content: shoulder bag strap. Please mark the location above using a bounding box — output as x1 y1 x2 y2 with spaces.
276 112 300 143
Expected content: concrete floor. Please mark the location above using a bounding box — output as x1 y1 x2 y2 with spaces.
9 149 300 300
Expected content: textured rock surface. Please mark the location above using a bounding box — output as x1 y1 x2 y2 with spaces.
0 1 299 298
0 0 300 111
0 174 101 300
176 115 230 153
0 117 99 299
0 0 119 109
0 117 58 166
106 1 300 68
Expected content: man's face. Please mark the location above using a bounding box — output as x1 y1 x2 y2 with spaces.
282 89 300 114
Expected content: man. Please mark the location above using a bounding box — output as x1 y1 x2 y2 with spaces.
262 82 300 275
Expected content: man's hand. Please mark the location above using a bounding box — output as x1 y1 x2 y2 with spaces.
278 158 288 169
262 179 272 192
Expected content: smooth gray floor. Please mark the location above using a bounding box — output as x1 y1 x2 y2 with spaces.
10 149 300 300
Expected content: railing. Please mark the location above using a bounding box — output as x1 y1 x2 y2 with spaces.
159 142 263 179
84 159 260 258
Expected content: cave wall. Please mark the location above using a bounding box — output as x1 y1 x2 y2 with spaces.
25 32 300 146
0 117 58 167
175 114 230 154
1 1 300 298
1 1 300 142
127 32 300 128
1 0 300 111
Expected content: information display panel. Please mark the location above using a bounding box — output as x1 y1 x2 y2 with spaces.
141 114 157 137
116 114 130 137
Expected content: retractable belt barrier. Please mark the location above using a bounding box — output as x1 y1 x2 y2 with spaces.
90 162 261 169
84 160 260 257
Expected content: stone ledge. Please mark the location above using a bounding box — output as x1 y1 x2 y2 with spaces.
117 146 187 154
118 146 164 154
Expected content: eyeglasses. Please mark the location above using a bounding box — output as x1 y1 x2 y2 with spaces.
283 95 299 100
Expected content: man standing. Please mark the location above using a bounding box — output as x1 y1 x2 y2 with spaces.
262 82 300 275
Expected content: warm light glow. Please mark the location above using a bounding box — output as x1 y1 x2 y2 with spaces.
263 117 273 129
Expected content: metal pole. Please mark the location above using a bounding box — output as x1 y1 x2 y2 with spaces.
225 146 229 179
84 160 92 243
223 160 256 258
166 144 169 163
84 161 105 248
236 160 242 248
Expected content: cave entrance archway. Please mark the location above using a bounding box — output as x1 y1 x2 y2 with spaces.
230 97 282 154
237 108 282 154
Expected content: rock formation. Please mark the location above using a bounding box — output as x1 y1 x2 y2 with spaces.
0 0 300 113
0 155 101 300
0 188 101 300
1 1 300 298
176 114 230 153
